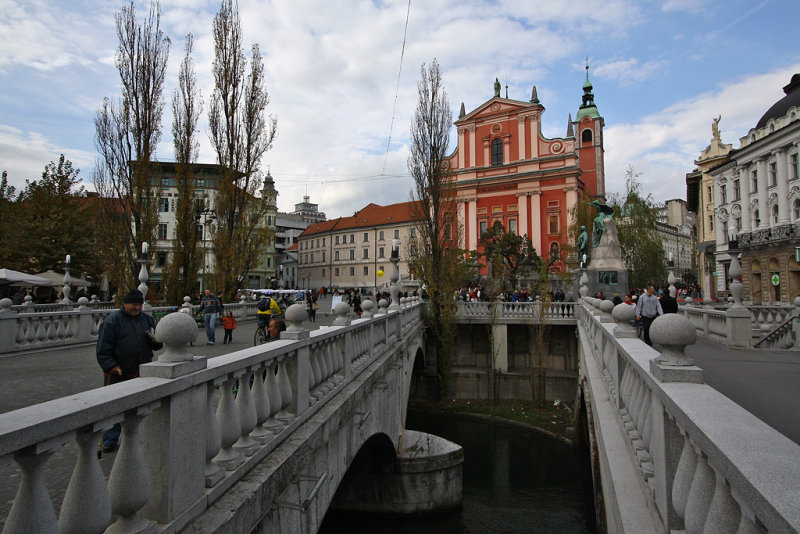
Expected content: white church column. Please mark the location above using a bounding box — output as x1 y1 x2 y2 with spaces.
468 126 476 168
517 116 526 161
517 193 529 238
530 192 542 255
468 199 478 251
457 128 465 170
457 200 466 249
529 114 539 158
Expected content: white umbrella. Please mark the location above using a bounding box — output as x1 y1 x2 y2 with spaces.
32 270 89 288
0 268 50 286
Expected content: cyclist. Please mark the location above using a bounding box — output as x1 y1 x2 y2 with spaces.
255 294 282 345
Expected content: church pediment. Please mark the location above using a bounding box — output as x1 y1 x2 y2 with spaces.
456 98 539 124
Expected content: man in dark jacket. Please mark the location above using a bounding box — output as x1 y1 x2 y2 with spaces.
660 288 679 314
96 289 162 452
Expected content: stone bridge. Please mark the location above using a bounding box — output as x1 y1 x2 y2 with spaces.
0 299 431 534
2 296 800 533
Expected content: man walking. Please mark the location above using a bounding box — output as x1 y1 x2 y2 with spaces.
635 285 663 346
201 288 223 345
96 289 162 452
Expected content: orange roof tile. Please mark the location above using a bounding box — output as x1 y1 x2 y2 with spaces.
298 201 421 237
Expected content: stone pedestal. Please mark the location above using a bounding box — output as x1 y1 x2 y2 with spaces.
725 308 752 349
586 218 628 297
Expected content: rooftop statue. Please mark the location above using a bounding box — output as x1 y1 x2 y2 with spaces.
494 78 501 98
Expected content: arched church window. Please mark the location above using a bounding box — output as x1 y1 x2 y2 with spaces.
581 129 592 144
491 138 503 166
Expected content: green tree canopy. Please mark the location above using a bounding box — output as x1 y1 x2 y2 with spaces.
478 220 540 292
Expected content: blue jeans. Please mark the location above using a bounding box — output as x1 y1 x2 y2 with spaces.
204 313 218 343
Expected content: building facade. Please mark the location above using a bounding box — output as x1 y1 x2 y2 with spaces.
655 199 695 282
296 202 419 291
709 73 800 304
687 119 733 299
149 162 278 293
448 70 605 271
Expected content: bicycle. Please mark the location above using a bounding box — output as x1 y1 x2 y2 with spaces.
253 313 282 346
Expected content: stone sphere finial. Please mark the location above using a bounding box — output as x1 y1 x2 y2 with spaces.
650 314 696 366
794 296 800 307
378 298 389 314
77 296 89 308
612 303 636 337
182 296 192 308
156 312 198 362
0 298 12 313
400 297 407 308
285 303 307 332
600 299 614 314
333 301 351 325
361 299 374 318
23 295 34 307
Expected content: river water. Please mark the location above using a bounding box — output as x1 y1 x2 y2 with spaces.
320 410 597 533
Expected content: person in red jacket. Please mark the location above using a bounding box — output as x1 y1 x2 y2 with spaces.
222 311 237 344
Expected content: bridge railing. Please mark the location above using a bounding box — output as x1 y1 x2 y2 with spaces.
678 302 799 349
455 300 576 323
0 299 422 534
0 298 260 354
578 298 800 533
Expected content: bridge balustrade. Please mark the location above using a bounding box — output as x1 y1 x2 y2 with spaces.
578 299 800 533
455 301 576 324
0 299 260 354
0 300 422 534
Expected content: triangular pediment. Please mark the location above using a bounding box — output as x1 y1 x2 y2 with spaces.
456 97 540 124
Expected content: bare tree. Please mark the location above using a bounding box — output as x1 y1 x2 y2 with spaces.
208 0 277 297
163 34 204 303
94 0 170 294
408 59 468 397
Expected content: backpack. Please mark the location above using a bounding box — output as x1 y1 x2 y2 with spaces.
257 297 271 312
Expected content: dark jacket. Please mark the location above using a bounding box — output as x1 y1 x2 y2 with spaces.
660 294 679 314
96 308 162 376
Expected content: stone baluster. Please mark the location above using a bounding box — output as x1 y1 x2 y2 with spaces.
205 381 224 487
684 448 715 533
251 365 274 444
672 432 698 524
105 406 157 533
182 295 193 310
703 466 742 533
214 375 244 470
233 368 259 456
275 357 294 425
264 361 285 435
59 426 111 534
733 498 767 534
333 301 351 325
4 441 66 534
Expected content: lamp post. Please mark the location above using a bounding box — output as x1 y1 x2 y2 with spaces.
727 226 743 308
388 238 400 310
667 251 677 298
195 207 216 292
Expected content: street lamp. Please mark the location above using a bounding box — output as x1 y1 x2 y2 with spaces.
196 207 216 292
727 226 743 308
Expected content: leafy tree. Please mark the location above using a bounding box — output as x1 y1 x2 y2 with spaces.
613 166 666 288
94 0 170 295
408 59 471 398
0 171 20 268
4 157 96 276
163 34 204 304
478 220 540 292
208 0 277 298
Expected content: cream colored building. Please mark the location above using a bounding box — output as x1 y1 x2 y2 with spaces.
687 118 732 298
296 201 421 292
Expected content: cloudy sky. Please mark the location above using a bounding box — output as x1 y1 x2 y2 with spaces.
1 0 799 218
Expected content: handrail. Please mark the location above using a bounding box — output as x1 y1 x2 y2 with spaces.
754 313 798 348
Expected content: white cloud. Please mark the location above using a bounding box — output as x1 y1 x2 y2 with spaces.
595 58 668 85
603 64 800 202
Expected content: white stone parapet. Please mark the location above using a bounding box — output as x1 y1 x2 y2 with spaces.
576 300 800 533
0 302 424 534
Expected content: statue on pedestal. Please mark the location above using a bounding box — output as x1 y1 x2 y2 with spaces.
585 199 615 247
576 225 589 262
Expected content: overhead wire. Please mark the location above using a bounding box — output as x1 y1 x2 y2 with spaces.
380 0 412 177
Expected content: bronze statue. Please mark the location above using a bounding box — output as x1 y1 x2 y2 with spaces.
576 225 589 262
585 199 614 247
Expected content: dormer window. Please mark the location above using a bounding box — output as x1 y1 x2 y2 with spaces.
491 138 503 165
